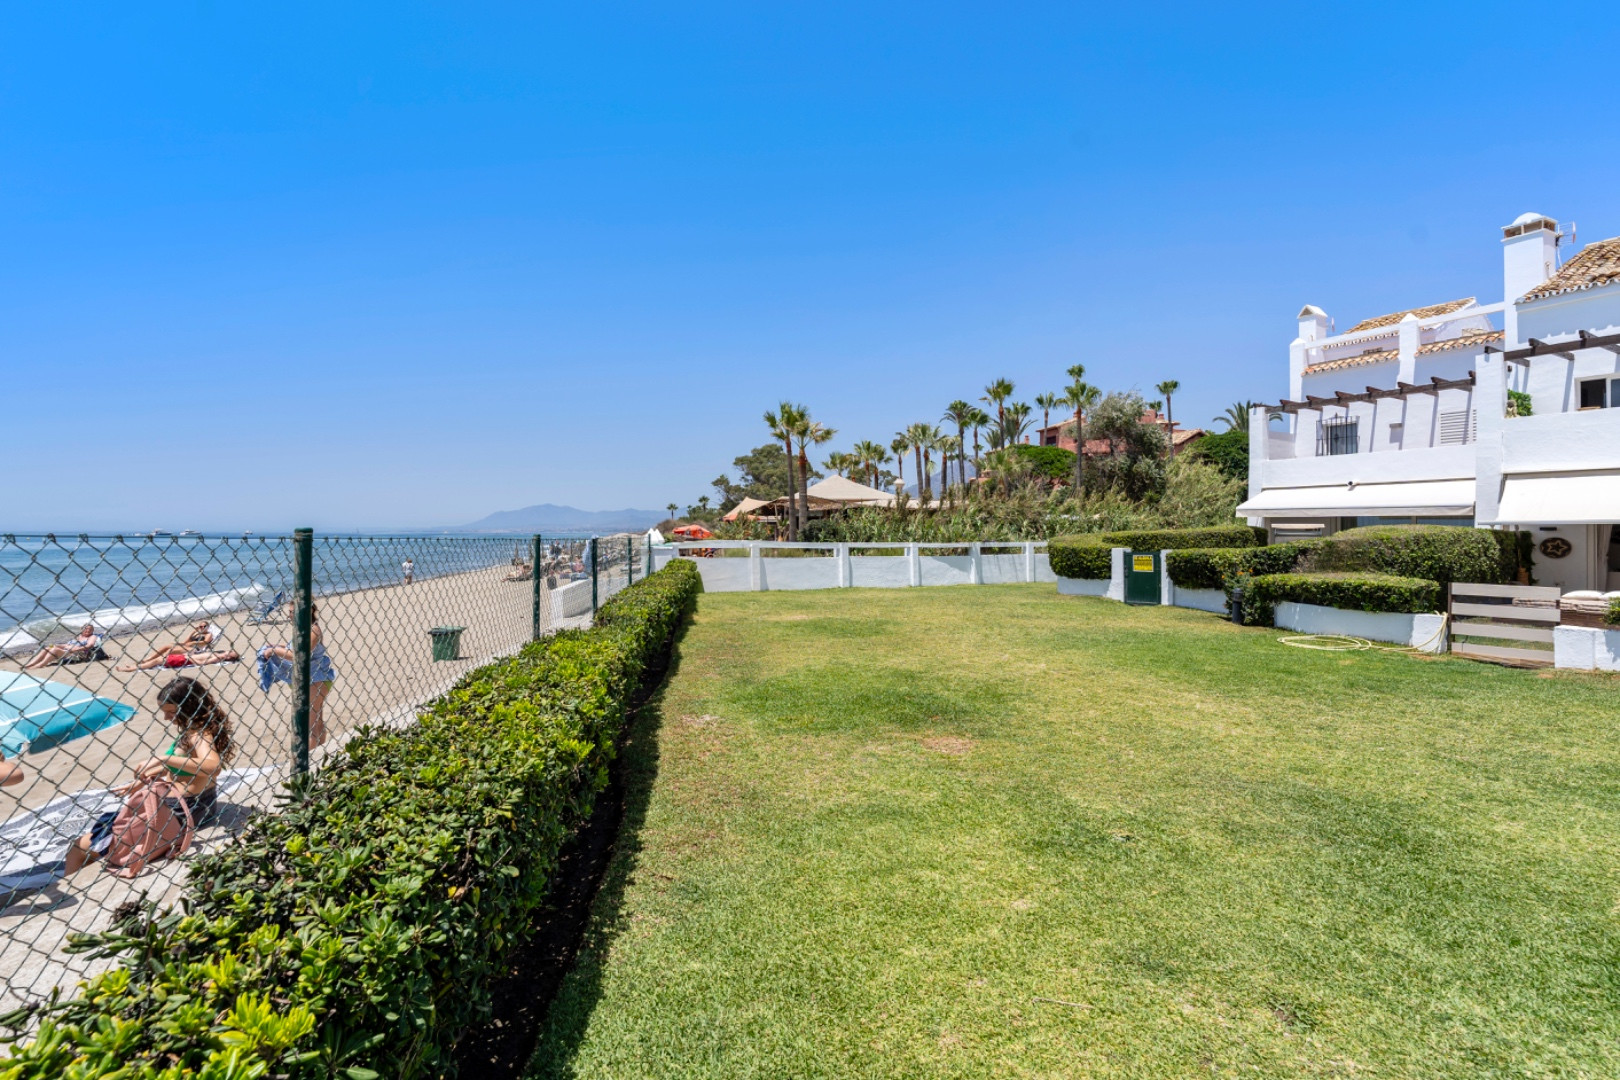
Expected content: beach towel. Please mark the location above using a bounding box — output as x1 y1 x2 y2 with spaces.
0 672 137 757
257 649 293 691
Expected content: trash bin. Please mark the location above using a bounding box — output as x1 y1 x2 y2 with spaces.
428 626 466 662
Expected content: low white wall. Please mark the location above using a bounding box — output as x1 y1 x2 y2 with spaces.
1275 601 1448 653
1107 548 1126 602
547 579 594 619
1553 625 1620 671
1057 576 1110 597
649 542 1054 592
1171 587 1227 614
759 557 840 591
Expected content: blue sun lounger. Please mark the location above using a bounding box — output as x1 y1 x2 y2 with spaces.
247 590 285 625
0 671 137 757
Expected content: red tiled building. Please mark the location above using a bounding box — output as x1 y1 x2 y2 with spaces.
1035 408 1205 456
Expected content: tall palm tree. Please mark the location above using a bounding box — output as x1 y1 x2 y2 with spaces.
891 433 909 497
981 378 1014 449
666 502 678 519
856 440 892 488
1062 379 1100 494
905 422 935 503
966 406 991 479
1034 392 1059 441
1216 401 1258 433
941 400 975 489
1002 401 1033 446
936 433 960 501
764 403 804 539
1156 379 1180 456
791 412 836 535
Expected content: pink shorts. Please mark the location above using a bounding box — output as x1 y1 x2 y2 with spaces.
164 653 191 669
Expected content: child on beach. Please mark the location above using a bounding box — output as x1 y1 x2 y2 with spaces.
256 600 336 748
64 676 231 875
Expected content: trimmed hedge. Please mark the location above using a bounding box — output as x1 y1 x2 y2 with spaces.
1050 525 1263 579
1243 572 1442 626
1165 540 1322 591
1309 525 1520 587
0 560 703 1080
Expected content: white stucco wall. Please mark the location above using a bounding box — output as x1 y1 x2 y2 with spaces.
1553 624 1620 671
1057 576 1110 597
1274 601 1448 652
1170 587 1227 614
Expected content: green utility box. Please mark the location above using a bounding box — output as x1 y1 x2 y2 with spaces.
428 625 466 661
1123 550 1162 605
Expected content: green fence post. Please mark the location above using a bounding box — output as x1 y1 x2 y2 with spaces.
291 527 313 778
590 537 599 614
531 534 544 641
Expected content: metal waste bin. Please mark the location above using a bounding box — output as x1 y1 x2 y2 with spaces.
428 625 466 662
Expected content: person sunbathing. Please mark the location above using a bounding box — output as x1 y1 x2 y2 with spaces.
22 624 103 669
117 622 236 672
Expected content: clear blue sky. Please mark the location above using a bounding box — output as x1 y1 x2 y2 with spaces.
5 2 1617 531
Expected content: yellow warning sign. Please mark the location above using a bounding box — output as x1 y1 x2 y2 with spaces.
1132 555 1154 573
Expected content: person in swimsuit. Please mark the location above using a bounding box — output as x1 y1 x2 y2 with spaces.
23 624 102 669
0 753 22 787
257 600 336 749
64 676 232 875
117 622 239 672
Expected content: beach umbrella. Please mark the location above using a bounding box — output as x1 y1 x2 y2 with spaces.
0 671 137 756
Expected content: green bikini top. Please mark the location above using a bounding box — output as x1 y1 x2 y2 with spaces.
164 739 197 778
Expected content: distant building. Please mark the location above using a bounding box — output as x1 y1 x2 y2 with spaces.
1035 408 1205 456
1241 211 1620 593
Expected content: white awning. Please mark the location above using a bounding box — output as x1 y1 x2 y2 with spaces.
1236 479 1475 518
1496 472 1620 524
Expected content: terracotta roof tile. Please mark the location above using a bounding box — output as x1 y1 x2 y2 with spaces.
1416 328 1504 354
1519 237 1620 303
1344 297 1475 333
1303 347 1398 375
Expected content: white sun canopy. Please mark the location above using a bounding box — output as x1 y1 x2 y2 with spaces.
1496 472 1620 525
1236 479 1475 518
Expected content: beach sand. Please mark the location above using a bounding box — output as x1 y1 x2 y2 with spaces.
0 563 616 1012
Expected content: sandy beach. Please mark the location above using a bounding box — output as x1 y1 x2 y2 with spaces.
0 562 613 1012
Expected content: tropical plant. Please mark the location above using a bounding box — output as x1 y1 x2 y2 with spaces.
666 502 678 519
936 433 961 501
1087 392 1168 500
966 406 991 477
790 410 836 535
1061 371 1100 494
764 403 805 539
891 433 909 499
981 378 1014 449
851 439 891 489
1156 379 1180 455
1034 392 1060 438
941 400 976 488
1189 427 1248 481
1215 401 1257 433
1001 401 1033 447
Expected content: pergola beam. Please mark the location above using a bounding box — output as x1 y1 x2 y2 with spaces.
1261 371 1474 413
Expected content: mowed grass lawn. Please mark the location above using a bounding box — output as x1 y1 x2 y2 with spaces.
530 586 1620 1079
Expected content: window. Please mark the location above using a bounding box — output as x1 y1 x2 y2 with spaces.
1579 379 1607 409
1317 418 1359 455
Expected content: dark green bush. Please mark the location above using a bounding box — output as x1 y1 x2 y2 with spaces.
1187 426 1249 481
1606 598 1620 627
1050 525 1263 580
0 561 703 1080
1309 525 1520 587
1244 571 1442 626
1508 389 1533 417
1166 540 1323 590
1009 443 1078 482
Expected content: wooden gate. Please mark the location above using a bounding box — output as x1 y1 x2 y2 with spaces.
1449 582 1561 666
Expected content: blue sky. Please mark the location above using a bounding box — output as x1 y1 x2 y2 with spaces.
4 2 1617 530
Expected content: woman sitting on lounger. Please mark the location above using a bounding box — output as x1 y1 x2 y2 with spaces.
22 624 102 669
64 676 232 875
117 622 238 672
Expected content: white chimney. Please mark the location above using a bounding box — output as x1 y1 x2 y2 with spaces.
1502 213 1559 303
1296 304 1330 342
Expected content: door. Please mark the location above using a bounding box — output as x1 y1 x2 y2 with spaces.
1124 550 1161 605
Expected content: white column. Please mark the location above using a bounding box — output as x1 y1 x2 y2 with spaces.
970 543 982 585
1397 313 1420 386
1160 549 1174 605
1474 351 1507 525
749 543 763 591
1023 542 1035 582
908 543 921 587
837 543 851 587
1106 547 1126 602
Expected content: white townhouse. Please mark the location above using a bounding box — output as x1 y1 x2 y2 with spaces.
1239 212 1620 593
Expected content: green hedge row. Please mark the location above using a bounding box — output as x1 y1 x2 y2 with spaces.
1165 540 1323 591
1049 525 1263 579
0 560 704 1080
1240 572 1442 626
1309 525 1521 588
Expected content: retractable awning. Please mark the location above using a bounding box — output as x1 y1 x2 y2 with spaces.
1495 471 1620 524
1236 478 1475 518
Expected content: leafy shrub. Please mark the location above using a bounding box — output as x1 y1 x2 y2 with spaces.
1166 540 1323 591
1606 598 1620 627
1050 525 1263 579
1308 525 1520 588
1243 571 1442 627
1009 443 1077 482
1508 389 1533 417
1187 426 1248 481
0 561 703 1080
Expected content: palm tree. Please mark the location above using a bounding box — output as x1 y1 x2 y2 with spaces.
791 411 836 536
936 433 960 501
941 400 975 489
1034 392 1059 441
1156 379 1180 456
852 440 891 488
891 433 909 495
666 502 678 520
981 378 1014 449
1062 379 1100 494
1216 401 1258 433
966 406 991 479
905 421 935 503
1002 401 1033 446
764 403 804 539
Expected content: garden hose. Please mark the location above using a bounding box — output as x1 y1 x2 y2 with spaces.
1277 612 1450 656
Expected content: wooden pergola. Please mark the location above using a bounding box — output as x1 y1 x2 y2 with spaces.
1264 372 1475 415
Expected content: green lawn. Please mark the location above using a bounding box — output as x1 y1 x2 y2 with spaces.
529 586 1620 1079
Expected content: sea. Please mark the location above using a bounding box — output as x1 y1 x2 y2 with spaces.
0 533 596 648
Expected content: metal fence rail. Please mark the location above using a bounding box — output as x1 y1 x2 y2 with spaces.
0 530 631 1014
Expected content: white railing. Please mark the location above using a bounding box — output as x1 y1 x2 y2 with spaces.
650 541 1054 592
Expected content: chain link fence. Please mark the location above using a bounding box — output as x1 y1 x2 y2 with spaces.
0 530 645 1014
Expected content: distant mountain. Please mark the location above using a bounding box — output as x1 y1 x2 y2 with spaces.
456 503 666 534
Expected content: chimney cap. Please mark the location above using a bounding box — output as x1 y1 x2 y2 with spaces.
1297 304 1328 319
1503 212 1558 239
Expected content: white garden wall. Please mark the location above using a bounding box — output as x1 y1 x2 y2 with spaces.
1553 625 1620 671
651 541 1053 592
1275 601 1448 653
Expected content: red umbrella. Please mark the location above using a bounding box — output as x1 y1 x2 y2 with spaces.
671 524 714 540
